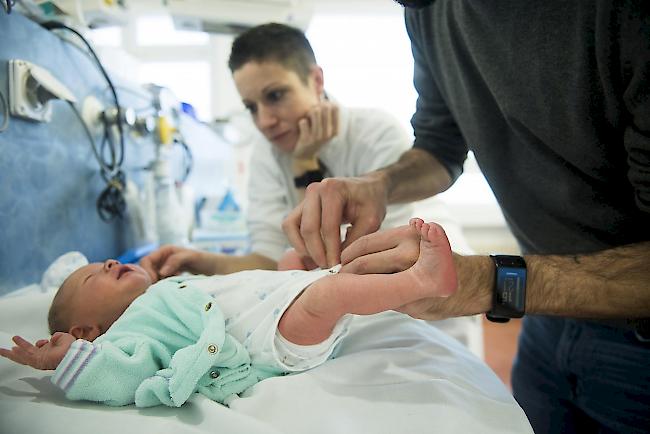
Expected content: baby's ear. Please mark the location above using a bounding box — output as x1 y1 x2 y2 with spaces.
68 325 101 341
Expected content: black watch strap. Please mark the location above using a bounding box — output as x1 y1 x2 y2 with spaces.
486 255 527 323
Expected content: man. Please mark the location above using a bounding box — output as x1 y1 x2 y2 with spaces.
282 1 650 432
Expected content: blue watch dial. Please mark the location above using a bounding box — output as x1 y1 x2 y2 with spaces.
488 255 527 321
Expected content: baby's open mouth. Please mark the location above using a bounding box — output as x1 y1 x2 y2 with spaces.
117 266 131 280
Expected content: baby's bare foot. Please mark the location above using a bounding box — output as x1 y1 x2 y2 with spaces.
408 219 457 297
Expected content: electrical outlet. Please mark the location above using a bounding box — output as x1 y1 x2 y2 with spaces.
8 59 76 122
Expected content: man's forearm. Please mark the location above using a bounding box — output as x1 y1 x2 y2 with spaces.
368 148 453 204
525 241 650 318
450 242 650 320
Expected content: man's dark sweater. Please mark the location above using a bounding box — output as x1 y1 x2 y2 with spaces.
407 0 650 255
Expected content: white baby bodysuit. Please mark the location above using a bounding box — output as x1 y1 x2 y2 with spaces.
185 265 351 371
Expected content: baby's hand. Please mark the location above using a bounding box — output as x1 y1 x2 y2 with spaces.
0 333 75 370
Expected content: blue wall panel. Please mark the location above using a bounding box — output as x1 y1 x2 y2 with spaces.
0 12 157 294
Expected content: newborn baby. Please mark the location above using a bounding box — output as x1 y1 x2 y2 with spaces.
0 219 457 408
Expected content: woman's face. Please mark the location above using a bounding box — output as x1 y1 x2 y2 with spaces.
233 61 323 153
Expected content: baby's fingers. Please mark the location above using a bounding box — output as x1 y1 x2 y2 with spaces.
35 339 49 348
12 336 35 349
0 346 30 365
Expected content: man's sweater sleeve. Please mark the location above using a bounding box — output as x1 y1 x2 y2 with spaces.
52 338 168 407
405 9 468 183
621 10 650 214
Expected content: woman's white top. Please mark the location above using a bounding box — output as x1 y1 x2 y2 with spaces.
247 105 414 261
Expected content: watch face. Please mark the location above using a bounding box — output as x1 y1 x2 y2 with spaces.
495 266 526 314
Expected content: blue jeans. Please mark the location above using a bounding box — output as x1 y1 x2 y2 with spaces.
512 316 650 434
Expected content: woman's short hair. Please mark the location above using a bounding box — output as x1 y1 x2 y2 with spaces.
228 22 317 83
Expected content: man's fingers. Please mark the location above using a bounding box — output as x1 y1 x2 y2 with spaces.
320 188 344 267
318 179 352 266
300 183 328 268
341 229 398 265
340 216 382 255
283 204 309 259
339 249 401 274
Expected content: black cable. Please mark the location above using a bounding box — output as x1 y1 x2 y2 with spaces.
42 21 130 221
40 21 125 167
3 0 14 14
68 100 126 221
174 136 193 183
96 169 127 222
67 101 113 174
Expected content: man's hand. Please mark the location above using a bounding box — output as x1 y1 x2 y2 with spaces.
292 101 339 160
0 333 75 370
140 245 217 281
282 175 389 269
340 224 420 274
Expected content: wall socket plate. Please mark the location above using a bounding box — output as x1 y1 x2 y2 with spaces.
8 59 77 122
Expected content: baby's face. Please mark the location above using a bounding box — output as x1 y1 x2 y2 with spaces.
64 260 152 331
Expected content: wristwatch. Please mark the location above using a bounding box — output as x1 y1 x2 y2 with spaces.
486 255 527 323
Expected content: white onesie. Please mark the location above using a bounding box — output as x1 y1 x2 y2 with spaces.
186 265 351 372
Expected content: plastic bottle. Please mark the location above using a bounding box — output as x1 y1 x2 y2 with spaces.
154 159 188 245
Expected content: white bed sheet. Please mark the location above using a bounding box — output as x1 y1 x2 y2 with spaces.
0 290 533 434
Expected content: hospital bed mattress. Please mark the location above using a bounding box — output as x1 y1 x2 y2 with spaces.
0 289 533 434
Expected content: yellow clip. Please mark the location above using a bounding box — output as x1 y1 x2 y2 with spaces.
157 116 175 145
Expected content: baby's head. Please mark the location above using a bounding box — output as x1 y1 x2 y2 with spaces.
48 259 152 341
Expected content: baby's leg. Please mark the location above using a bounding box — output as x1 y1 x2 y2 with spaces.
339 219 457 312
278 220 457 344
322 219 457 316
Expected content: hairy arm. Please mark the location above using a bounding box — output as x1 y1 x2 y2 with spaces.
525 242 650 318
380 148 453 204
412 242 650 321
